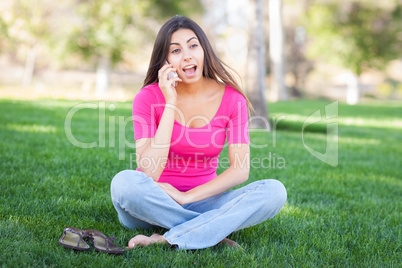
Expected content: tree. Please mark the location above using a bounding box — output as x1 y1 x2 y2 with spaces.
305 1 402 104
0 15 9 53
59 0 203 97
269 0 288 101
59 0 139 97
285 25 313 98
246 0 269 129
5 0 54 87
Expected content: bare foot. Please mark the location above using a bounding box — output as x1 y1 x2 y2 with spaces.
220 238 245 251
126 233 168 249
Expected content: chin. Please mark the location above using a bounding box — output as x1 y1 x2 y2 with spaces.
182 75 203 85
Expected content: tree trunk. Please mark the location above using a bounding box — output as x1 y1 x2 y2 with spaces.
22 46 36 87
95 56 110 98
346 73 359 105
246 0 269 130
269 0 288 101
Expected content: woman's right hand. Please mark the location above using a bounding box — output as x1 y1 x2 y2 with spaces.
158 63 182 105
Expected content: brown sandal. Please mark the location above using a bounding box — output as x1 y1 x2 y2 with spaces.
84 229 125 254
59 227 90 251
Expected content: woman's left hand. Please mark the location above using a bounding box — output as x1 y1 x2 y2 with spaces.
156 182 190 205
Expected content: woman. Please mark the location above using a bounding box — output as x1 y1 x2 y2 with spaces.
111 15 286 250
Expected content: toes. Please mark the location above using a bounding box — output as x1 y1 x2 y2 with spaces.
126 233 167 249
126 238 136 249
127 234 148 249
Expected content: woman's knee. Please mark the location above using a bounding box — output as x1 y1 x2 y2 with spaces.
257 179 287 210
110 170 149 201
270 179 287 206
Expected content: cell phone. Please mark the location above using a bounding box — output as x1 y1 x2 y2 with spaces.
166 60 178 87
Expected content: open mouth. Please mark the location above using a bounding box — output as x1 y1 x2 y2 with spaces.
182 64 197 76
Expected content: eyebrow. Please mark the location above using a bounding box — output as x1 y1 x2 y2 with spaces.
170 37 198 46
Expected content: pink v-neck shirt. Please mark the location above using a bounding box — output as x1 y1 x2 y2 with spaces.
133 83 250 191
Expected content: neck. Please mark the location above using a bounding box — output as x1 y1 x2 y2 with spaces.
176 77 209 96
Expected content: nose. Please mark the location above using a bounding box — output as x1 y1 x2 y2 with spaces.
183 48 192 62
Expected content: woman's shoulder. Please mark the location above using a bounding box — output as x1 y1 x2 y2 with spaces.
224 84 247 102
139 83 163 97
134 83 164 103
216 84 247 118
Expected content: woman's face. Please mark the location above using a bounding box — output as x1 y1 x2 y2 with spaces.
167 28 204 85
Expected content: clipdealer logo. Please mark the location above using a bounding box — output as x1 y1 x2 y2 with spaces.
302 101 338 167
63 101 338 167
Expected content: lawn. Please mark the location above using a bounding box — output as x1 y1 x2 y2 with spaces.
0 98 400 267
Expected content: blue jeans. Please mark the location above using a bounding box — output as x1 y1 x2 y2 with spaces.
110 170 287 250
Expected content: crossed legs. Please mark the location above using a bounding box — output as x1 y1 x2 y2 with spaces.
111 170 286 250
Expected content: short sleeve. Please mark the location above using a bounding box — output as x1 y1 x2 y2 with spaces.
227 93 250 144
132 88 158 141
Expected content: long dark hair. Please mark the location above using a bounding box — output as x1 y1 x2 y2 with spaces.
143 15 253 114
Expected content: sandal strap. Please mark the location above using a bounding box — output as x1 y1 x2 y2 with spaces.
63 227 86 247
85 229 116 250
105 236 116 250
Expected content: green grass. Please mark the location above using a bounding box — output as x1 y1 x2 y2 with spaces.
0 98 400 267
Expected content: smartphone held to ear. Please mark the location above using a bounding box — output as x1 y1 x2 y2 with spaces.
166 61 178 87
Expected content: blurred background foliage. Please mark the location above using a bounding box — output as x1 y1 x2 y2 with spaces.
305 0 402 75
0 0 401 102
